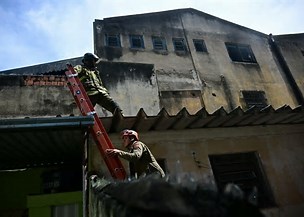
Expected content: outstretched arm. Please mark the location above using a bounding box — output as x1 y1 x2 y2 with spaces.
106 142 143 162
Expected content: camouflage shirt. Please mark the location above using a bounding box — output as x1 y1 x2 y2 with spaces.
118 141 165 178
74 65 108 95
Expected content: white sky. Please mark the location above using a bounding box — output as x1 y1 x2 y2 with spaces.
0 0 303 71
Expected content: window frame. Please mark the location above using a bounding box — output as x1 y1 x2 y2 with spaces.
129 34 145 49
105 34 121 47
209 151 276 208
193 39 208 52
225 42 257 63
172 38 186 52
242 90 268 110
152 36 167 51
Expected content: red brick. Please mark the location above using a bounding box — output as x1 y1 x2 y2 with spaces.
49 76 55 81
26 80 34 86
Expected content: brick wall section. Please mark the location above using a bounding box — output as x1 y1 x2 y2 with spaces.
24 75 67 86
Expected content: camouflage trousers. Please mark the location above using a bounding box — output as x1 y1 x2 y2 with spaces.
89 92 122 114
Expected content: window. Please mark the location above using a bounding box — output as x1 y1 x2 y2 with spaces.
225 42 257 63
193 39 207 52
105 34 121 47
152 36 167 50
129 35 144 49
209 152 276 208
173 38 186 51
242 90 267 110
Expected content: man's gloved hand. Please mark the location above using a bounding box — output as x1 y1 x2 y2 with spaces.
106 149 121 157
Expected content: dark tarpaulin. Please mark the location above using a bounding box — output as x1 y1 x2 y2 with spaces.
89 175 265 217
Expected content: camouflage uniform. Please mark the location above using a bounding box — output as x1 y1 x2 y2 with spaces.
118 141 165 178
74 65 121 114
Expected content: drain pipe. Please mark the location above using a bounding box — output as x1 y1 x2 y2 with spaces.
268 34 304 105
178 11 207 87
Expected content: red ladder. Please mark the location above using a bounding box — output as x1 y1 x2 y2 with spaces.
65 64 127 180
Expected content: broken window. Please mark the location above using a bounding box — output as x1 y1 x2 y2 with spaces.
209 152 276 208
242 90 268 110
193 39 207 52
173 38 186 51
129 35 145 49
105 34 121 47
152 36 167 50
225 43 257 63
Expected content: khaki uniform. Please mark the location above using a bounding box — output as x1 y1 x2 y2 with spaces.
74 65 121 114
118 141 165 178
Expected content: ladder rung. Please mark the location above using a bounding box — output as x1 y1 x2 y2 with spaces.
87 111 96 115
67 73 78 78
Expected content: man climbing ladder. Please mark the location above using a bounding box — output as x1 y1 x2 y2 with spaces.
65 62 126 180
74 53 123 115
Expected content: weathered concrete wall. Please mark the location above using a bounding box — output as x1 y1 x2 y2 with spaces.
0 61 159 118
99 61 160 116
94 11 204 115
0 75 79 118
180 11 298 112
94 9 301 114
274 34 304 102
90 124 304 217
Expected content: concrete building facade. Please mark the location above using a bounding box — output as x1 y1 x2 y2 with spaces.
0 8 304 217
94 8 304 115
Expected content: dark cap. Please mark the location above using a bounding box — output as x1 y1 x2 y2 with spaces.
82 53 99 62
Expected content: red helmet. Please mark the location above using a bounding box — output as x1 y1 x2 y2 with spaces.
121 129 139 141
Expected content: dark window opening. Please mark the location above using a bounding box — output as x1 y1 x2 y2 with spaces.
193 39 207 52
41 166 82 194
130 35 144 49
152 36 167 50
173 38 186 51
209 152 276 208
225 43 257 63
105 34 121 47
301 50 304 56
242 90 268 110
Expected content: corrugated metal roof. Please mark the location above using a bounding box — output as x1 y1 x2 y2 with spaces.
0 116 94 170
1 105 303 171
103 105 304 133
0 57 82 75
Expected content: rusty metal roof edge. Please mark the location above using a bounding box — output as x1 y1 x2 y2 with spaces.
2 104 302 133
0 57 82 75
105 105 304 132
